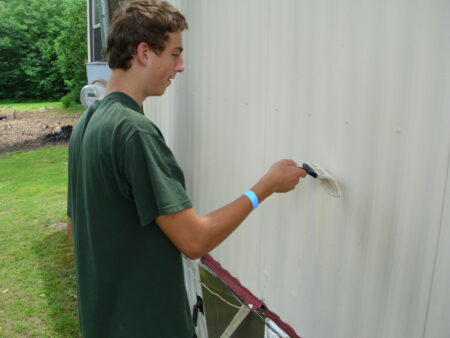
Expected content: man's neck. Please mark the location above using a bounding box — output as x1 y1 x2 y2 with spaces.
101 69 145 105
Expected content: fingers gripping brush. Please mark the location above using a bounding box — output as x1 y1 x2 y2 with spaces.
300 163 342 198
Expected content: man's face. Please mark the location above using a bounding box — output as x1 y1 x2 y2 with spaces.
146 31 185 96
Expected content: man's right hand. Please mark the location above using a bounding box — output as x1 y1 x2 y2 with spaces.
251 159 306 201
264 159 306 193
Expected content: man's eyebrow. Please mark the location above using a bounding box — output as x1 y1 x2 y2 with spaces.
173 46 184 53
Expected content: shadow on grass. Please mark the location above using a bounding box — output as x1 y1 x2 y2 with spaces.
32 229 81 337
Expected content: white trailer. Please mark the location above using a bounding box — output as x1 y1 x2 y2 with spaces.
83 1 450 337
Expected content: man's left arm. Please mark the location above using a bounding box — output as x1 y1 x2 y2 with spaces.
67 217 73 241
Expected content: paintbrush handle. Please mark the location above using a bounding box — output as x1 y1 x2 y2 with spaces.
300 163 318 178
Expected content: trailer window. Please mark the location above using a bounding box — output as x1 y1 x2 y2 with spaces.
89 0 123 62
93 1 102 26
90 0 107 62
108 0 123 21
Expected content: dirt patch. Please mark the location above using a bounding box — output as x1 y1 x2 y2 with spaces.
49 222 67 231
0 106 81 154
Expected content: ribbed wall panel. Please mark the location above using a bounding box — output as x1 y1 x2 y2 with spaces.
144 1 450 337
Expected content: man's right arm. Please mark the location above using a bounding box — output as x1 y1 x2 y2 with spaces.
156 159 306 259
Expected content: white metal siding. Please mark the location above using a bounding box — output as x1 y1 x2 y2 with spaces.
144 1 450 337
425 155 450 338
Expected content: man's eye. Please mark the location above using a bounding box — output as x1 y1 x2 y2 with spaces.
172 54 180 57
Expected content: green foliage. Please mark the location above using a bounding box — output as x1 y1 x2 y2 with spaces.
54 0 88 106
60 89 81 108
0 146 81 337
0 0 87 102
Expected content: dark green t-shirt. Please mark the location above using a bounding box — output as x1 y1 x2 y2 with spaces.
67 92 194 338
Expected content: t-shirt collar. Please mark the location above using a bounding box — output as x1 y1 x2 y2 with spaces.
102 92 141 113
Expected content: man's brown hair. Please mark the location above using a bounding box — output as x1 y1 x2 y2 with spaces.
107 0 188 70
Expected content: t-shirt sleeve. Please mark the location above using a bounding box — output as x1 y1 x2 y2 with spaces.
122 130 192 226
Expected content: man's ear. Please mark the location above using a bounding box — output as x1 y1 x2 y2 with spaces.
135 42 152 66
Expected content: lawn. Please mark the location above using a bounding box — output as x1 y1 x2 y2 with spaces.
0 146 80 337
0 100 83 112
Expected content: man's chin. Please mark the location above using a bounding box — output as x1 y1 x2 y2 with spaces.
148 89 166 97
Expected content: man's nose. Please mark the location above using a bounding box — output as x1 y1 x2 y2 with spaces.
176 56 185 73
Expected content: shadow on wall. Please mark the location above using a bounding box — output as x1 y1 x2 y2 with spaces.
32 228 81 337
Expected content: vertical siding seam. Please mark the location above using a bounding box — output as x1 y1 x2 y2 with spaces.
422 148 450 338
257 0 271 292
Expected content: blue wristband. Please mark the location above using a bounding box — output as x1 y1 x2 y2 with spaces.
243 190 259 209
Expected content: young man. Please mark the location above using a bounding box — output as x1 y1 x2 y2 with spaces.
67 0 306 337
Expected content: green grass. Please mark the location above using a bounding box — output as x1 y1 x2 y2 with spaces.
0 146 81 337
0 100 83 112
0 100 63 110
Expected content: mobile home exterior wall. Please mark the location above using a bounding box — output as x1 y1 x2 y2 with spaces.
144 1 450 337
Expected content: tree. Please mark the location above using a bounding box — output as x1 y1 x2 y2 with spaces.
0 0 87 102
54 0 88 106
